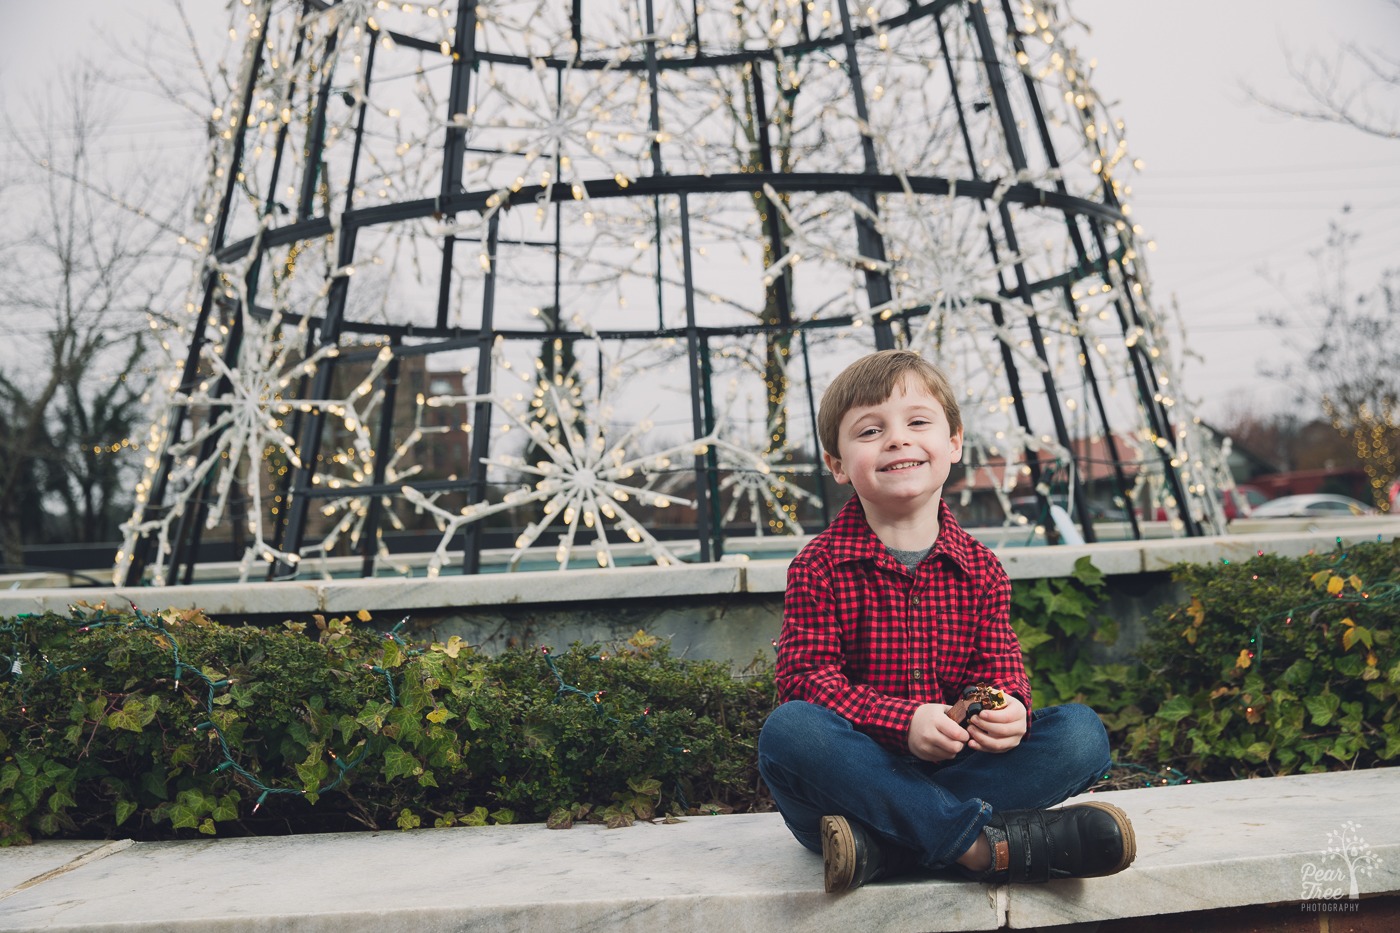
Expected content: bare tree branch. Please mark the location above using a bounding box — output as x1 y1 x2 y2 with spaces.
1245 0 1400 141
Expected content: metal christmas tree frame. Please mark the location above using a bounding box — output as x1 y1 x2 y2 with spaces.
119 0 1228 585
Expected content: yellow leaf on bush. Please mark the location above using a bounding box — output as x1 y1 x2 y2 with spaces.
1342 627 1359 651
357 609 372 622
1187 596 1205 627
1310 570 1331 588
1349 575 1364 592
1363 652 1380 681
1237 649 1252 669
1327 575 1345 596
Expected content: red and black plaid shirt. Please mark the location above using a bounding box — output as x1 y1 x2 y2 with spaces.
775 495 1031 753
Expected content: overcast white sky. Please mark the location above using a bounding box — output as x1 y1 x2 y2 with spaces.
1071 0 1399 423
3 1 1397 425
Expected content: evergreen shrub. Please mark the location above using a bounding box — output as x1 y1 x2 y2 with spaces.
1124 539 1400 777
4 538 1397 844
0 607 773 845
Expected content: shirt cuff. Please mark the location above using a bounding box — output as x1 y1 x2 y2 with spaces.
865 695 922 751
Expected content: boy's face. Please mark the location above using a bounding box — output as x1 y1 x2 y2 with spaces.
823 374 964 514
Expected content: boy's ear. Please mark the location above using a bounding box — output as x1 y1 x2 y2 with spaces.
823 450 851 486
951 428 964 463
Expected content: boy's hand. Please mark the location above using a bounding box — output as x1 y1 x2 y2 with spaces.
907 703 970 762
965 692 1028 753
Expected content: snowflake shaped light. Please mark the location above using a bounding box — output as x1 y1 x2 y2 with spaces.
717 444 819 537
119 304 394 583
298 374 451 579
466 52 650 221
402 344 770 574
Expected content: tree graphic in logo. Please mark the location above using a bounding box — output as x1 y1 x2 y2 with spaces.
1319 820 1382 899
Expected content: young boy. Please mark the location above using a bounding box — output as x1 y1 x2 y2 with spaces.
758 349 1135 893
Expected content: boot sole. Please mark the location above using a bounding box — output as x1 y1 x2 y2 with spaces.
821 815 857 893
1073 800 1137 876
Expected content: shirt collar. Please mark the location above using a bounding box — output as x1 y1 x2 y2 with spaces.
824 495 977 577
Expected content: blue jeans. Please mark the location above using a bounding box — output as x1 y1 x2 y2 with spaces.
757 700 1111 869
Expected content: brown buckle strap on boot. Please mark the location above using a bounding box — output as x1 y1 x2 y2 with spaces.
976 801 1136 883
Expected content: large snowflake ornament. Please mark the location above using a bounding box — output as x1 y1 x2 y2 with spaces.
402 344 772 574
118 300 395 583
296 368 452 579
717 443 820 537
465 52 651 223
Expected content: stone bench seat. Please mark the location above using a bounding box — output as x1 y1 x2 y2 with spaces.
1 768 1397 932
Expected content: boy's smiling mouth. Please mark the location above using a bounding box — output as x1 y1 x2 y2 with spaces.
880 460 925 472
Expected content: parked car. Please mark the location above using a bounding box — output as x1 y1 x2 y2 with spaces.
1152 485 1268 522
1246 494 1378 518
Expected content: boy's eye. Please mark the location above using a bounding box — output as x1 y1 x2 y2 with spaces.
857 426 881 437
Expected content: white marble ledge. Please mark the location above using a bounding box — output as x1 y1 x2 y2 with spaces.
0 562 747 620
0 840 117 893
0 579 326 620
1 769 1396 933
318 561 745 612
1008 768 1400 928
3 523 1398 620
0 813 1002 933
1140 522 1400 573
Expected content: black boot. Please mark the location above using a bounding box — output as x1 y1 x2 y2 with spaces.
972 801 1136 883
820 815 917 893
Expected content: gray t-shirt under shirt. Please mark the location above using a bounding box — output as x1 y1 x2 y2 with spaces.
886 544 933 571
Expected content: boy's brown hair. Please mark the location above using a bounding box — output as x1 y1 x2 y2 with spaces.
818 349 962 456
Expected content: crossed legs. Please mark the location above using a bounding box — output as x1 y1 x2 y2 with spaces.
757 701 1113 871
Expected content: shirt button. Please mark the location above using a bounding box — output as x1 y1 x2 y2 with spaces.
911 595 921 605
912 670 923 680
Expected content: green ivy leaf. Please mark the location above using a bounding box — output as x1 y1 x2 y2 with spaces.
1071 555 1106 588
1012 623 1054 654
1156 695 1194 723
1305 693 1340 727
168 803 199 831
627 777 662 796
382 639 405 670
1381 732 1400 761
382 744 420 782
1243 741 1272 763
211 794 239 822
106 695 157 733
